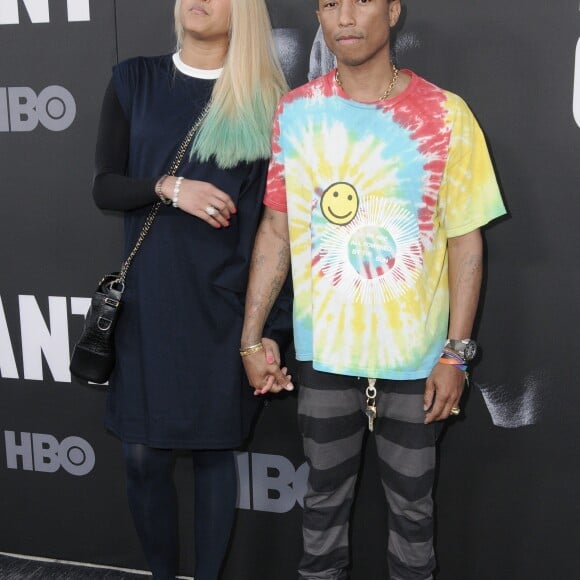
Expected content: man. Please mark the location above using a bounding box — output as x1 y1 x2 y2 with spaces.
240 1 506 578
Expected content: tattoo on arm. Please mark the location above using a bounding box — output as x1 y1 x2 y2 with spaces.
242 210 290 346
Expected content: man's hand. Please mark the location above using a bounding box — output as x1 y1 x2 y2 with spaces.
240 207 292 395
423 228 482 423
242 338 294 396
423 363 466 423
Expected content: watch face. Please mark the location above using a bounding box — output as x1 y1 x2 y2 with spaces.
446 339 478 361
463 340 477 361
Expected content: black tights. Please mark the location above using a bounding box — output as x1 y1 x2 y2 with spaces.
122 443 237 580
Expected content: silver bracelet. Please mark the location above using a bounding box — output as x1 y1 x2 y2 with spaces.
172 176 184 209
155 174 171 205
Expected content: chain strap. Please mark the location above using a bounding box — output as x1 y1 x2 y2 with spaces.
116 103 211 285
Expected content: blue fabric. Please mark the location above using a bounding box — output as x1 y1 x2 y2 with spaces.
105 55 266 448
123 444 237 580
123 444 178 579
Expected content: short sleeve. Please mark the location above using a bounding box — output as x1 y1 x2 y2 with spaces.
263 102 288 213
438 93 506 238
112 57 141 121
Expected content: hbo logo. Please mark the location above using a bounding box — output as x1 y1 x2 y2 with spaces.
236 452 309 513
0 86 76 132
4 431 95 476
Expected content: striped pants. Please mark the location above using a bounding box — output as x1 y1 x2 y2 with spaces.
296 362 441 580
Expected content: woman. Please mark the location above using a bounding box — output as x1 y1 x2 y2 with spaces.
92 1 289 578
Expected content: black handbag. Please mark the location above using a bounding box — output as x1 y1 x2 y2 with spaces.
69 273 124 383
70 105 209 384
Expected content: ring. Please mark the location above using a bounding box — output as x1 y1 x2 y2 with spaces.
450 407 461 416
205 205 218 217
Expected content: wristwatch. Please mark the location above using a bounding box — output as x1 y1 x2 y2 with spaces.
444 339 478 362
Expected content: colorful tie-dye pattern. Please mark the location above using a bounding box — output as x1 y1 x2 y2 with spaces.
265 71 506 379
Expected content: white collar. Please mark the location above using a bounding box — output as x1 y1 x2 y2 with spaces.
173 52 222 79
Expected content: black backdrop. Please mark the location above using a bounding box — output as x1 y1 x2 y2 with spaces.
1 1 579 578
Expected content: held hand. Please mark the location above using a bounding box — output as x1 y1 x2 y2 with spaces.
168 177 237 228
256 365 292 396
241 340 293 396
262 337 281 366
424 363 466 424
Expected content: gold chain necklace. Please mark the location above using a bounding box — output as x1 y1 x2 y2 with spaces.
335 64 399 101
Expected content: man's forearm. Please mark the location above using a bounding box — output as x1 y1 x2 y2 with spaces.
447 229 483 339
242 207 291 348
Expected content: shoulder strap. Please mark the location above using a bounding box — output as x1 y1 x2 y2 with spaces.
116 103 211 285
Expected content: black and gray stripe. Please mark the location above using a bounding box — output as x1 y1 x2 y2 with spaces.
296 363 438 580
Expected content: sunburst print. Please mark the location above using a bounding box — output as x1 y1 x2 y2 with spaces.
317 196 422 304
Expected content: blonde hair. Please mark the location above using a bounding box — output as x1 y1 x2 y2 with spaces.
174 0 288 168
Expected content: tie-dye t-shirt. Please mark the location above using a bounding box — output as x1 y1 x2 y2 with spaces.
264 70 506 380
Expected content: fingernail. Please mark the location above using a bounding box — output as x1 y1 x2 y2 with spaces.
285 383 294 391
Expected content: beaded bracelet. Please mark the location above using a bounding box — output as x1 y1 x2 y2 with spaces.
172 176 184 209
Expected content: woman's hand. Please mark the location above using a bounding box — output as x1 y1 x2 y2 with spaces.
160 176 237 228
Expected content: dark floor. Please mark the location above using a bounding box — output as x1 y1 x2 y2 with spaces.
0 554 148 579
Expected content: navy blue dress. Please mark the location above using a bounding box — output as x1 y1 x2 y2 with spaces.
101 55 283 449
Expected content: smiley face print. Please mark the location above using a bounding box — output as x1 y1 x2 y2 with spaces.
321 182 359 226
